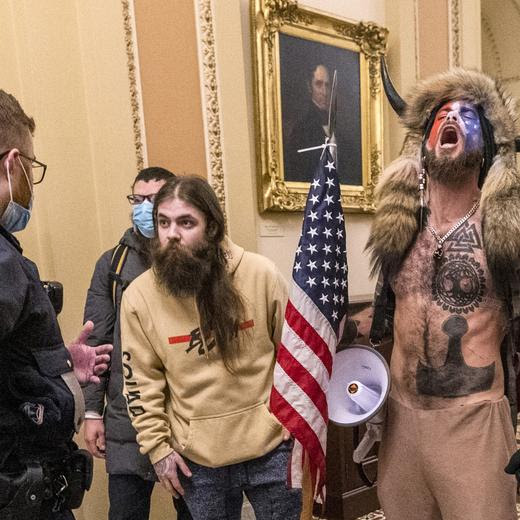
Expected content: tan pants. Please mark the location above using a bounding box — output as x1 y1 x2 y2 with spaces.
378 396 517 520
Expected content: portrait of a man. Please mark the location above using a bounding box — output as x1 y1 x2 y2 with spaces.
280 33 362 186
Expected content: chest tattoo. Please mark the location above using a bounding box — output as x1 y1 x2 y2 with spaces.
416 315 495 397
444 222 482 254
432 253 485 313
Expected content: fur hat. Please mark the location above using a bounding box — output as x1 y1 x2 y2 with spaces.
367 68 520 289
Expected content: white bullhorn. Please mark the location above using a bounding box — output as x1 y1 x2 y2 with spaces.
327 345 390 463
328 345 390 427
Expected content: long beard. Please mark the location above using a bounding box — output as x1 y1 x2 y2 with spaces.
152 236 247 369
424 149 482 186
151 239 217 297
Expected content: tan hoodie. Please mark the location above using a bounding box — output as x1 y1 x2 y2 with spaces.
120 238 288 467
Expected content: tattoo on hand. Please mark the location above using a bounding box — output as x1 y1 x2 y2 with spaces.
154 453 177 478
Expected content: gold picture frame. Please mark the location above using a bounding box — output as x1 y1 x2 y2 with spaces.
251 0 388 212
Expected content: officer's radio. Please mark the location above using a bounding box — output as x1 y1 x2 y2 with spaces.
41 281 63 315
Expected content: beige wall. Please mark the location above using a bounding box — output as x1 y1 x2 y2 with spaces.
134 0 206 177
0 0 488 518
417 0 450 77
0 0 138 342
0 1 173 518
209 0 388 301
416 0 482 76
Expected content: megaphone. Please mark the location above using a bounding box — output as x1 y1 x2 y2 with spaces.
327 344 390 427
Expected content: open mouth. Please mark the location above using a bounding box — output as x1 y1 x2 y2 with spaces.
440 126 459 147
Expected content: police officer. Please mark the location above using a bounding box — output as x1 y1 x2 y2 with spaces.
0 89 112 519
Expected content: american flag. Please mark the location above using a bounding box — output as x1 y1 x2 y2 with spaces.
270 145 348 498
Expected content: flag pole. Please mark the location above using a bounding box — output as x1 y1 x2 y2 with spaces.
270 68 349 509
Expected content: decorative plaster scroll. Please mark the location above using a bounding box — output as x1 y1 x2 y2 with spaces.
481 15 502 78
333 21 388 98
448 0 461 68
194 0 227 214
413 0 420 81
121 0 147 172
511 0 520 19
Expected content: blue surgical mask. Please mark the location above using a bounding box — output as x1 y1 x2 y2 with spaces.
0 157 33 233
132 200 155 238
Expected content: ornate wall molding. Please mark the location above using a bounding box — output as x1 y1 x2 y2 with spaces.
121 0 147 172
481 14 502 78
413 0 420 81
448 0 461 67
482 0 520 83
511 0 520 18
194 0 227 214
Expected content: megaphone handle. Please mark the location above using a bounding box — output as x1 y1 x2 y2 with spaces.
353 426 377 488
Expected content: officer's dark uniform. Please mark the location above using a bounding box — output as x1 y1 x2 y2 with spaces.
0 225 89 520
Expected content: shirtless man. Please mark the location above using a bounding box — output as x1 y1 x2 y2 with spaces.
365 68 520 519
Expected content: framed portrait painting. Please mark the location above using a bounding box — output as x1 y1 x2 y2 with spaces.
251 0 388 212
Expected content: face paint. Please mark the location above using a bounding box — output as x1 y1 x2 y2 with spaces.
426 100 483 155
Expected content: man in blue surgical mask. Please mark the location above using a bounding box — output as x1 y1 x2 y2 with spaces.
0 90 112 520
82 167 192 520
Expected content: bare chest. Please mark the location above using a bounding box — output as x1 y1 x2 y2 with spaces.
393 219 501 314
389 217 507 405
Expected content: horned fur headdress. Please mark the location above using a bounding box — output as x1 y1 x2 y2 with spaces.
367 60 520 290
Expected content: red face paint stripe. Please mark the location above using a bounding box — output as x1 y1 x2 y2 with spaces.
239 319 254 330
168 335 191 344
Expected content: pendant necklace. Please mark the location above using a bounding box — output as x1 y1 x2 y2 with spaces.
427 200 480 261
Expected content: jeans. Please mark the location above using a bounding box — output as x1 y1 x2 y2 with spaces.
108 474 192 520
179 441 302 520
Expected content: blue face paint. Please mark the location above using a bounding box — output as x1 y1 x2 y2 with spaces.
458 103 483 152
427 100 483 154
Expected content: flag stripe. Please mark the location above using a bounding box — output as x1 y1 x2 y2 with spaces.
284 300 333 375
288 282 337 350
289 439 304 487
273 364 327 453
276 344 328 422
283 307 332 390
271 387 326 466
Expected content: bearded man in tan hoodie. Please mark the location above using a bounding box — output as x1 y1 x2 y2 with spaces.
120 175 302 520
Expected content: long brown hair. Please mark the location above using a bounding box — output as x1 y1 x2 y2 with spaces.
153 176 246 369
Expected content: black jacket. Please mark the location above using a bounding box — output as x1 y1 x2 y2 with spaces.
0 225 75 470
82 228 155 479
